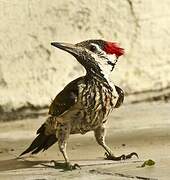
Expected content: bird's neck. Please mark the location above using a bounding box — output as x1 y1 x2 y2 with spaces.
86 69 113 90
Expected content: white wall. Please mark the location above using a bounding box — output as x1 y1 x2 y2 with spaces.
0 0 169 111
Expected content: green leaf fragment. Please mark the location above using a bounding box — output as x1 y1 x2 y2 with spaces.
141 159 155 167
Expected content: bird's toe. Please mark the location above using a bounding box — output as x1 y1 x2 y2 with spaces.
104 152 139 161
65 162 81 170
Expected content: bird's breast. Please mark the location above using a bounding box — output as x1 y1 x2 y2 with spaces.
69 80 118 134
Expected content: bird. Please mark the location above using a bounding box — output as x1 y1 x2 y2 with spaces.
20 39 138 170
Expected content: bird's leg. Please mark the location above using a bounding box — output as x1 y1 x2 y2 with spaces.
94 125 138 161
52 124 80 170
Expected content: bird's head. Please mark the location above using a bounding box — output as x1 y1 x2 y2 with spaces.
51 39 124 80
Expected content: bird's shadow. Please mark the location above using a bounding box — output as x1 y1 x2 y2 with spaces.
0 157 77 172
0 157 49 172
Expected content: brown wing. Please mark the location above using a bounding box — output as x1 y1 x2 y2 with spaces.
20 78 84 157
114 85 124 108
49 77 83 116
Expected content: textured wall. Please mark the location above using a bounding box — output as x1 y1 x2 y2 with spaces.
0 0 170 111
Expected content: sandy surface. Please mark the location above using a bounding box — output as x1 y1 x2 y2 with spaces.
0 102 170 180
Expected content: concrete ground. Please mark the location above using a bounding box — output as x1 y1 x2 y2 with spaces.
0 101 170 180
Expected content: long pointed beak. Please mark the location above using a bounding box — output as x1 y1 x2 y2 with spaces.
51 42 80 57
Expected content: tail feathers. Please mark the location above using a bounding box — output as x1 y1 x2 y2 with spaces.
20 124 57 157
36 124 45 134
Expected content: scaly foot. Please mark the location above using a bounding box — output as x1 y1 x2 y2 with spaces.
65 162 80 170
105 152 139 161
51 160 81 170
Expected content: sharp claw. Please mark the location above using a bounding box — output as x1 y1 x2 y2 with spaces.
120 154 126 160
105 152 109 158
125 152 139 159
104 152 139 161
51 160 57 166
73 163 81 169
66 163 81 170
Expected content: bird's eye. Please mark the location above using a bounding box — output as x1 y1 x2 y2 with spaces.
89 45 97 52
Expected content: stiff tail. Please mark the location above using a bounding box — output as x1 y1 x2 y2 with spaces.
20 124 58 156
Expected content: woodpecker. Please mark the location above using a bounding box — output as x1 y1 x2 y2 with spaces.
20 39 138 170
